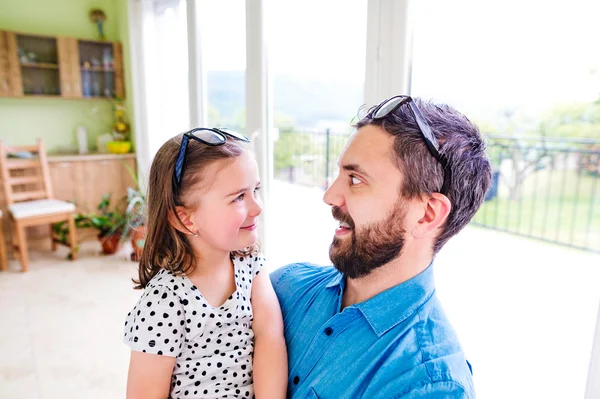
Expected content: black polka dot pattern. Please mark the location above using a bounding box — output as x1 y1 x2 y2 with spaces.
124 255 265 398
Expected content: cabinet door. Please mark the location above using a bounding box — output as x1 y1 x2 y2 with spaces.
49 161 82 205
113 42 125 99
122 158 137 191
82 159 127 212
57 37 81 98
0 31 9 97
67 38 82 98
0 31 23 97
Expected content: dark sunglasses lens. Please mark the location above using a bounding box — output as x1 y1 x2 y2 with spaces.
373 97 406 119
191 129 226 145
217 127 250 142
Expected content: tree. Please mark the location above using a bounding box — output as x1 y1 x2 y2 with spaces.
538 101 600 139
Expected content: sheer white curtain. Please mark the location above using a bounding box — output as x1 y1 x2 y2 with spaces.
129 0 190 175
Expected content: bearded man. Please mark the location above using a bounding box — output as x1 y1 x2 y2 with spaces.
271 96 492 399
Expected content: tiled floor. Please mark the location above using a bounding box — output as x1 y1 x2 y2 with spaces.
1 181 599 398
0 243 139 399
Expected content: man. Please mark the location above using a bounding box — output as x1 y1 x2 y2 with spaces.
270 95 492 398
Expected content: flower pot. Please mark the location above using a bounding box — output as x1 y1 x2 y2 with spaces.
99 233 121 255
130 226 146 262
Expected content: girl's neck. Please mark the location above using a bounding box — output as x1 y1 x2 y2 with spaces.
188 239 232 276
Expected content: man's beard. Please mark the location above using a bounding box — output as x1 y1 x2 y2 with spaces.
329 202 407 279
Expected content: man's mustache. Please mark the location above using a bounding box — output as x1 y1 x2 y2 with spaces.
332 206 355 229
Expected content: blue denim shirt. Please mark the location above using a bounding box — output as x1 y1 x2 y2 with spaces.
270 263 475 399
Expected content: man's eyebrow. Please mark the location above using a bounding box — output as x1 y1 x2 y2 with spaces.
341 163 371 178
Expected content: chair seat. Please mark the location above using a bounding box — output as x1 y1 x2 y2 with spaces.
8 199 76 219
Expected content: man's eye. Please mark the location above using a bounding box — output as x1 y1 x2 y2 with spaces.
350 176 361 185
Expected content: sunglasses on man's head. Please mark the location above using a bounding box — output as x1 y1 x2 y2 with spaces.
369 95 451 195
173 127 250 187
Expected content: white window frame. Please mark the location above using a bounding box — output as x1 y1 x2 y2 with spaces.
363 0 414 106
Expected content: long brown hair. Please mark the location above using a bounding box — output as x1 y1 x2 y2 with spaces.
134 134 257 289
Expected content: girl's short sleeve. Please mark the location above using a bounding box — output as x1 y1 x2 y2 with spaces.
123 284 186 357
248 254 265 278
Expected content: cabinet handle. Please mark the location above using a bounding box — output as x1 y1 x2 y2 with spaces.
57 162 72 167
100 160 111 165
1 80 7 91
65 83 71 93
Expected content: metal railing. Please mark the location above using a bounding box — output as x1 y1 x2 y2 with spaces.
274 129 350 189
473 136 600 253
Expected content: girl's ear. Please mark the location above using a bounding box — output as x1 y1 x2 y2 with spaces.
168 206 197 235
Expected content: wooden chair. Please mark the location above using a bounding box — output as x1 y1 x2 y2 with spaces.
0 139 78 272
0 210 6 271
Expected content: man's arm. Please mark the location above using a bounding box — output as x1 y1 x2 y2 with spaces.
251 270 288 399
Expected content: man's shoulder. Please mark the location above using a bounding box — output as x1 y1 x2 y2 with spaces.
270 262 339 296
270 262 337 284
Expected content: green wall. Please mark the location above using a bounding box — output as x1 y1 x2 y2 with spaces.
0 0 135 153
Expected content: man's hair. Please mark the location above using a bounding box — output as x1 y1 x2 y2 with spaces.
356 98 492 253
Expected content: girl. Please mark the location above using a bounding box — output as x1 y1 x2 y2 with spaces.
123 128 288 399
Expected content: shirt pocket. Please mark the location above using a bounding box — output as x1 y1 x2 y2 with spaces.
303 388 319 399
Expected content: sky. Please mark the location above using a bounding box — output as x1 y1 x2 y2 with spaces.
411 0 600 121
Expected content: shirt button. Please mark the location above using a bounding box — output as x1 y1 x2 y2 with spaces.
293 376 300 384
324 327 333 336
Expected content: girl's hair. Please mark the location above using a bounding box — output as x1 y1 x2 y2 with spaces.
134 134 258 289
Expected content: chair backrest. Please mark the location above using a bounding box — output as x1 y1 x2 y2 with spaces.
0 138 54 205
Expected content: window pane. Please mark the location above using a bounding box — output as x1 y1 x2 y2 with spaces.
144 0 190 156
201 1 247 133
269 0 368 267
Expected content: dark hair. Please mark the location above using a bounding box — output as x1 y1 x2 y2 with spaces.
134 134 257 289
356 97 492 253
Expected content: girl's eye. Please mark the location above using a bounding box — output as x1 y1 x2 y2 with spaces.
234 193 245 202
350 175 361 185
254 186 261 195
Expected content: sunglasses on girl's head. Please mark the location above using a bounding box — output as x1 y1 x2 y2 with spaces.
369 95 451 195
173 127 250 187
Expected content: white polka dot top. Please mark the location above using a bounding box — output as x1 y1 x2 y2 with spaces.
123 254 264 399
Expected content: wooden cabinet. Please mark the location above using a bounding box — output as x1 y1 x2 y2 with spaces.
0 30 124 100
0 31 23 97
77 39 124 99
47 153 136 212
0 153 137 250
48 160 80 205
57 37 82 98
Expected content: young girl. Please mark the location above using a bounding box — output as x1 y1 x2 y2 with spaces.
123 128 287 399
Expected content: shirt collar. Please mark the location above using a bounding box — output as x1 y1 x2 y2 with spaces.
326 263 436 337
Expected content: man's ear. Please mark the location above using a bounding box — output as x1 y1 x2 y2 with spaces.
414 193 451 238
168 206 197 235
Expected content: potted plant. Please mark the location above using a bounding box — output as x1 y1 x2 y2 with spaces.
121 164 147 261
88 193 127 255
122 186 146 261
52 213 93 259
107 100 132 154
52 193 127 256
